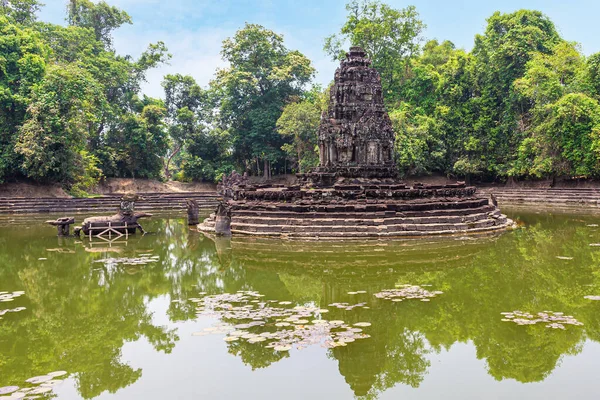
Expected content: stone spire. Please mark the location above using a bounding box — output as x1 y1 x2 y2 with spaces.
316 47 396 179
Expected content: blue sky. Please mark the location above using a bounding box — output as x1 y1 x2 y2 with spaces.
40 0 600 98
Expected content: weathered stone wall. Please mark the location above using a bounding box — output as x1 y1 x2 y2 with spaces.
317 47 396 179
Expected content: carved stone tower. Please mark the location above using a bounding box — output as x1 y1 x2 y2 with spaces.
315 47 396 179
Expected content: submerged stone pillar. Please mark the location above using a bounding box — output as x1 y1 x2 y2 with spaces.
214 202 232 236
46 217 75 237
186 199 200 225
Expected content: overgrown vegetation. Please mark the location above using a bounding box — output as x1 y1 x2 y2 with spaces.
2 0 600 192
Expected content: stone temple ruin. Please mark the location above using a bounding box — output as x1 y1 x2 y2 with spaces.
200 47 514 238
311 47 396 181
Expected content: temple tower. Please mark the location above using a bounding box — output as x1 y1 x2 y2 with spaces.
316 47 396 179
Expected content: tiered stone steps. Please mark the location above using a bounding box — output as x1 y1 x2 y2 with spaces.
0 192 219 215
201 198 512 238
480 187 600 207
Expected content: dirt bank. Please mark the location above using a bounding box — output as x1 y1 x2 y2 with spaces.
0 182 70 198
90 178 216 194
0 178 217 198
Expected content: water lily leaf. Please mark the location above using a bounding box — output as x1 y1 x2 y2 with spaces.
25 376 52 384
274 345 291 351
29 386 52 394
354 322 371 327
47 371 67 378
0 387 19 395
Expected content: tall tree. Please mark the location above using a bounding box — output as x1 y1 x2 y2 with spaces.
0 15 48 182
67 0 131 47
465 9 560 178
324 0 425 103
0 0 43 24
213 23 314 178
14 64 104 185
276 85 326 173
162 74 205 179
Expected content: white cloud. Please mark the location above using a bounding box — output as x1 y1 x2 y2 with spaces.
112 26 229 98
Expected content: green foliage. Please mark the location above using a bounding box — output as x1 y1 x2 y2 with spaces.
0 0 43 25
389 104 445 176
15 64 104 184
325 0 425 103
0 15 48 182
0 1 170 187
213 23 314 177
70 150 103 196
67 0 132 47
276 90 323 172
368 7 600 181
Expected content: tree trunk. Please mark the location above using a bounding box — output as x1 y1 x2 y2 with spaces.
263 159 269 180
164 143 182 180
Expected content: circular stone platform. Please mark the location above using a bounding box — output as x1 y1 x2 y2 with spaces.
199 182 514 239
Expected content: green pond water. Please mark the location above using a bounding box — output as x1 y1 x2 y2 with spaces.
1 210 600 399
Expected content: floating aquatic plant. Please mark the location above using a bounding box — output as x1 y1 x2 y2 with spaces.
584 296 600 301
0 291 25 303
0 386 19 395
374 285 443 302
328 302 367 311
0 291 26 323
500 311 583 329
191 291 371 352
94 256 159 266
1 371 68 399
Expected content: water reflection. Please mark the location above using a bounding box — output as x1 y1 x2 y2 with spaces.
0 212 599 399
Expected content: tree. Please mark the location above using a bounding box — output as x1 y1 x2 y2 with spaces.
213 23 314 178
0 15 48 182
67 0 131 47
324 0 425 103
162 74 205 179
466 9 561 178
0 0 43 24
107 99 169 179
14 64 104 186
276 87 325 172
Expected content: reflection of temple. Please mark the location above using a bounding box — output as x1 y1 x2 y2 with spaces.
316 47 396 179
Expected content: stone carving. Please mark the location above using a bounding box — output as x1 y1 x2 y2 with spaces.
74 192 151 236
46 217 75 236
313 47 396 179
218 170 250 199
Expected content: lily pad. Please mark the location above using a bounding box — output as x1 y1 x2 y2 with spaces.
584 295 600 301
274 345 292 351
0 387 19 395
29 386 52 394
47 371 67 378
25 376 52 384
353 322 371 327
